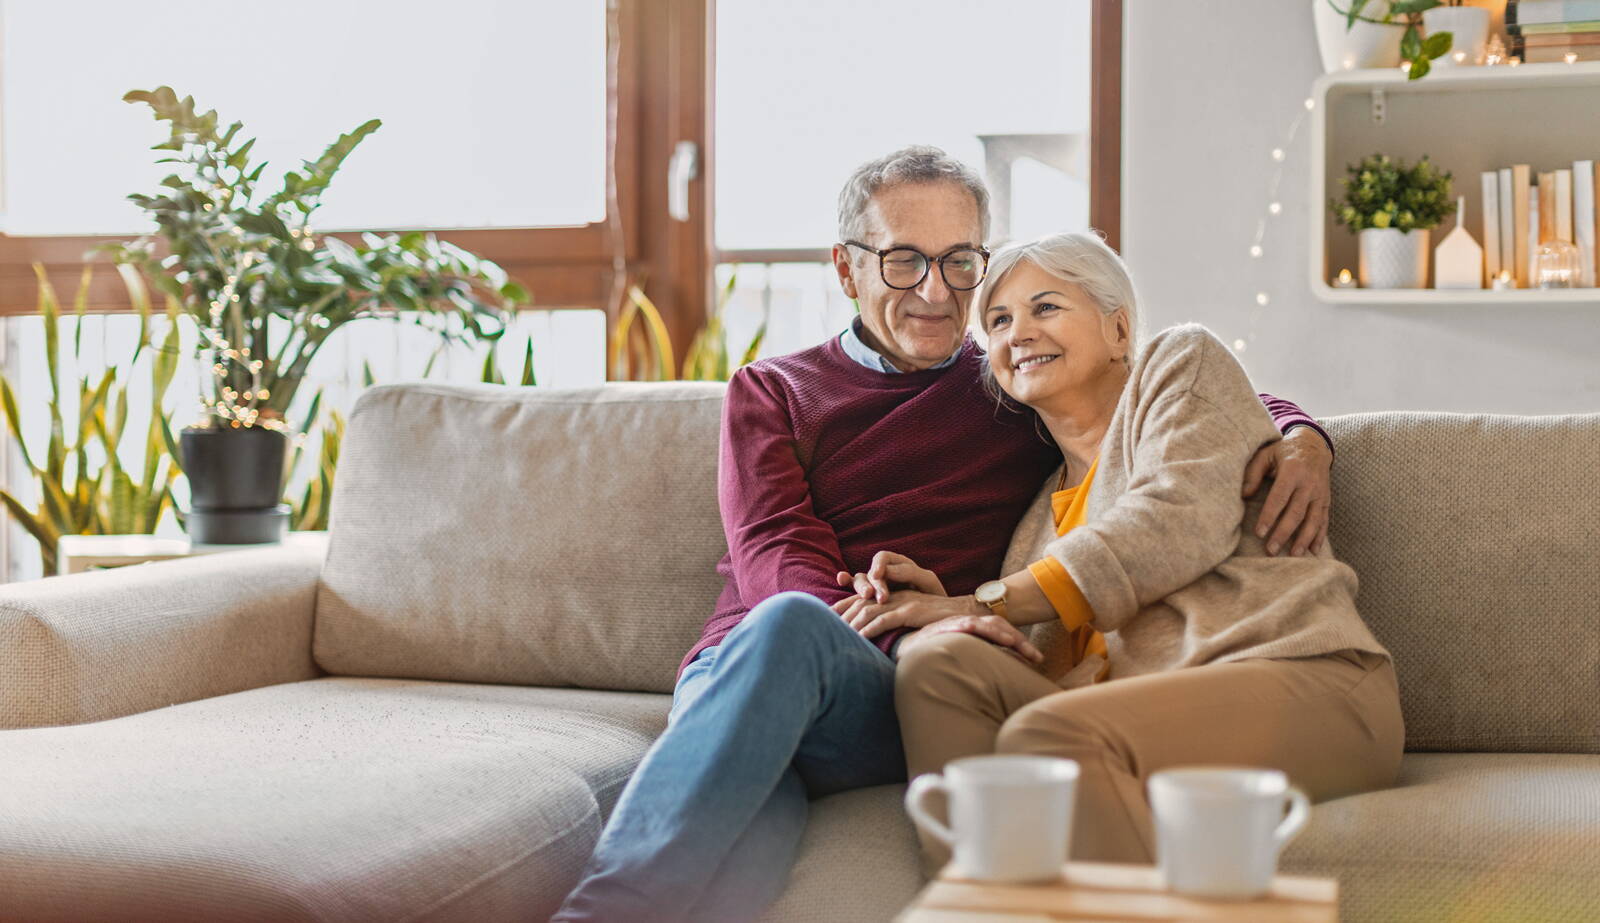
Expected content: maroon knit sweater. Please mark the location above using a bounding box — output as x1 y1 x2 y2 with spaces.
683 335 1324 676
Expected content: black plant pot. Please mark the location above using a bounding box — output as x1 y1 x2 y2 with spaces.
180 425 290 544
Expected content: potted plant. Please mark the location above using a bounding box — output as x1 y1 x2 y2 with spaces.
1314 1 1454 79
108 87 527 543
1422 1 1489 66
1333 153 1453 289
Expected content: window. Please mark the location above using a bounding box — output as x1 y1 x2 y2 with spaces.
0 0 606 235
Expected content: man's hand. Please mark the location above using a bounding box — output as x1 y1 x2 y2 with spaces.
1242 426 1333 557
834 550 947 603
893 615 1044 665
832 589 984 638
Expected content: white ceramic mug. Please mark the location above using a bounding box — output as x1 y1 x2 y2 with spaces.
904 755 1079 883
1148 767 1311 900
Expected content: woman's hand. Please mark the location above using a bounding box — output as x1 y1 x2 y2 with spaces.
895 615 1045 665
834 550 947 604
832 590 984 638
1242 427 1333 557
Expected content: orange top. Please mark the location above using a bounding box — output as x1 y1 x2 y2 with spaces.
1026 459 1110 679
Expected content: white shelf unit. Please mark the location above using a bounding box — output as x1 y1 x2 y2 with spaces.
1310 62 1600 305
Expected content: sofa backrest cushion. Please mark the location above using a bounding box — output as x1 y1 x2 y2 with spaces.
313 382 728 694
1323 412 1600 754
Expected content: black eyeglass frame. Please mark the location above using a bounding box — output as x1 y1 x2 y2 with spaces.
841 240 992 292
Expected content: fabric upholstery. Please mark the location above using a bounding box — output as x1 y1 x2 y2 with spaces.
0 544 325 730
758 785 924 923
1321 412 1600 752
1283 752 1600 921
313 383 728 694
0 677 669 923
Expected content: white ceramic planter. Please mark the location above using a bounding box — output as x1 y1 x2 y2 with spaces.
1423 6 1491 66
1359 228 1431 289
1313 0 1405 73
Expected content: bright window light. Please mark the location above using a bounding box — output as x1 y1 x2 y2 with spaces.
0 0 606 235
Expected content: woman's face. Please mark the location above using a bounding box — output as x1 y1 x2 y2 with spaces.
981 260 1129 409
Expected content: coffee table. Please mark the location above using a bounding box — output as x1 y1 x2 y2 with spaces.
896 861 1337 922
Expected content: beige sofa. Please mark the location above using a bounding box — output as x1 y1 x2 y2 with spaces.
3 382 1597 922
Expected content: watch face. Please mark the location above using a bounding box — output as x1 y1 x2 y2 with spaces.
976 581 1005 604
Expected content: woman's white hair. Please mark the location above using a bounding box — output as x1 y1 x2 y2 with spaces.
971 230 1141 356
971 230 1141 407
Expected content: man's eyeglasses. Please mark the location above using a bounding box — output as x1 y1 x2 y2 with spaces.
841 241 991 292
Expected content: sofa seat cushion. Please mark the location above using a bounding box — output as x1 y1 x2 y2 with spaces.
1282 752 1600 922
759 785 923 923
0 677 668 923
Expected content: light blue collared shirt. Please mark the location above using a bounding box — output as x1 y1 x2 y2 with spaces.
838 316 961 374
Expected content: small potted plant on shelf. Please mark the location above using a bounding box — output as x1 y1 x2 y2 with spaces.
108 87 528 544
1314 1 1454 79
1333 153 1454 289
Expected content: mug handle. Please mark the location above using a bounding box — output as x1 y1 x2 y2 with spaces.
1274 785 1312 850
904 773 955 848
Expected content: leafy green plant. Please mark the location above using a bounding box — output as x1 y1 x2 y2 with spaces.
682 271 766 381
0 265 183 575
286 400 343 533
1333 153 1454 232
478 336 538 386
611 274 765 382
1329 0 1453 79
105 86 528 433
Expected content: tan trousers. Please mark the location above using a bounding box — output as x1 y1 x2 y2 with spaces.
896 632 1404 867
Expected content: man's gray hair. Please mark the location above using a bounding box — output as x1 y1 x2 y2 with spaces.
972 231 1141 405
837 146 991 244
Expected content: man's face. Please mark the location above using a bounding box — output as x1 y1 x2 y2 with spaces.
832 181 983 371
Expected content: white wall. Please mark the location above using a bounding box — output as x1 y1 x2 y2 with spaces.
1122 0 1600 416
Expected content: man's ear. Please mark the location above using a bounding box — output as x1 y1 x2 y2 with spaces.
832 244 859 299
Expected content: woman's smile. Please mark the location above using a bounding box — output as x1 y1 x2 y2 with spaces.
1012 353 1061 373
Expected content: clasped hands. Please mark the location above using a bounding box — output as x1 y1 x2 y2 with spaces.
832 551 1044 665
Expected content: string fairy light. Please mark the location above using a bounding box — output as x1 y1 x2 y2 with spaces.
1237 95 1315 354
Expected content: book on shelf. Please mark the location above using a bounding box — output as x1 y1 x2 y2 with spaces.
1482 171 1502 284
1517 30 1600 45
1523 44 1600 61
1556 169 1574 243
1508 19 1600 33
1498 168 1516 280
1513 164 1532 287
1508 0 1600 27
1576 160 1597 286
1528 187 1541 283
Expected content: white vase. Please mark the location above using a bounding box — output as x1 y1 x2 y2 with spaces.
1423 6 1491 66
1359 228 1431 289
1312 0 1406 73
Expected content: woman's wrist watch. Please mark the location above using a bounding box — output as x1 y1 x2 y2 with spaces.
974 580 1009 620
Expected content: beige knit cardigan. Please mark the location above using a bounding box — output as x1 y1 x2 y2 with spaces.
998 324 1389 688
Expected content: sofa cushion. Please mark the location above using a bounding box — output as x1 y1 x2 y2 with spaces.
314 382 728 694
759 785 924 923
0 677 669 923
1282 752 1600 922
1322 412 1600 753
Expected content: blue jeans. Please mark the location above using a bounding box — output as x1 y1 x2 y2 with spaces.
550 592 906 922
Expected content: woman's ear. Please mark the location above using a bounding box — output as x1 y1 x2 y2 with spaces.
1105 307 1131 360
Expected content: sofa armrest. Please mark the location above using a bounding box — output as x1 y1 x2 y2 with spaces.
0 543 325 729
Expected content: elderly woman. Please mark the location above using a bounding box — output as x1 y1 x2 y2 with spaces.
836 231 1403 864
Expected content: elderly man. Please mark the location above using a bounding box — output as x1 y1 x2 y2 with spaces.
552 146 1333 922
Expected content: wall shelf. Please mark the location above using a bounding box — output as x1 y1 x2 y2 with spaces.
1310 62 1600 306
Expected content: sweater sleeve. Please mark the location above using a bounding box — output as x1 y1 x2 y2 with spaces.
1258 392 1334 454
1046 334 1274 633
719 367 904 655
